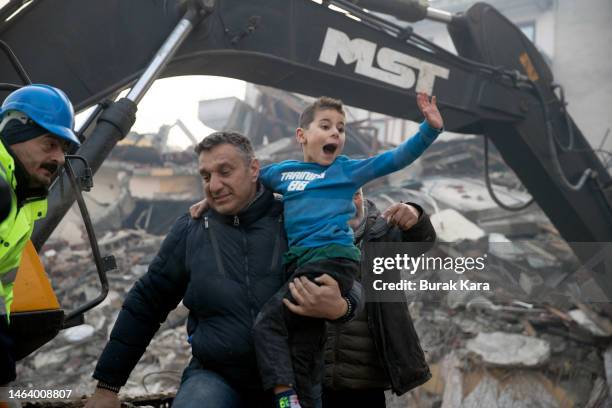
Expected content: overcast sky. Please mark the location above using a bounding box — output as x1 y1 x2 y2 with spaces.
118 76 246 149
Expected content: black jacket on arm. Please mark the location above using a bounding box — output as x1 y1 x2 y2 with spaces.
94 188 287 389
325 199 435 395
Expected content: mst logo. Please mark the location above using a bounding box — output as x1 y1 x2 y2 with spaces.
319 27 449 94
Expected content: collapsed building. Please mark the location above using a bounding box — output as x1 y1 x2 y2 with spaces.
14 84 612 407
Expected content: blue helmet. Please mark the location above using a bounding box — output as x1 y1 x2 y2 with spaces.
0 84 80 147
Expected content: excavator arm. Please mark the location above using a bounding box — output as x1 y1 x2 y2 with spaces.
3 1 607 237
0 0 515 127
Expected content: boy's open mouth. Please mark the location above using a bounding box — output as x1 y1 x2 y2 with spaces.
323 143 338 154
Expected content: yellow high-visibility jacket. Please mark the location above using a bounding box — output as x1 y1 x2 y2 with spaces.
0 140 47 318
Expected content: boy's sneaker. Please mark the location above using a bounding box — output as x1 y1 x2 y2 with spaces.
276 390 301 408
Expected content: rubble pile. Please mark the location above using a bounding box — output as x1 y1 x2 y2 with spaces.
379 247 612 407
389 295 612 407
15 230 191 398
373 137 612 406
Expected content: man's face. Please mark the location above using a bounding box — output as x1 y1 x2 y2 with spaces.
348 189 364 231
198 143 260 215
296 109 346 166
11 134 68 188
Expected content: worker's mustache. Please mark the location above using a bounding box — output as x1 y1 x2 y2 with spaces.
40 162 59 175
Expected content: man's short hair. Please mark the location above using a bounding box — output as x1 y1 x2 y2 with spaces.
194 131 255 163
299 96 345 129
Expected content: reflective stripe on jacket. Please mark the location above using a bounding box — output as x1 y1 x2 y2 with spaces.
0 140 47 316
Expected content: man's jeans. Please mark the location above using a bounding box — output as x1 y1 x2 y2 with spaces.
173 359 321 408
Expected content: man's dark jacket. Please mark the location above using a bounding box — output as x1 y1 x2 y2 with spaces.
324 200 435 395
94 188 288 388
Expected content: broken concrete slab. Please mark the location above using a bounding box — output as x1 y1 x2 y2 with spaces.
431 208 486 242
446 288 482 310
421 177 531 213
466 332 550 367
440 352 463 408
460 371 577 408
488 233 525 261
569 309 611 337
460 375 499 408
585 377 609 408
496 374 562 408
519 272 545 296
62 324 95 343
477 216 541 237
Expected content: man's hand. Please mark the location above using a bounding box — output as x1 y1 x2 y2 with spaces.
283 274 347 320
84 388 120 408
189 198 209 219
382 203 420 230
417 92 443 130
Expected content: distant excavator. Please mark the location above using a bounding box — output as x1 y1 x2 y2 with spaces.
0 0 610 360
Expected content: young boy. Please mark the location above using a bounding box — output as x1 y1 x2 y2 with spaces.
254 93 443 408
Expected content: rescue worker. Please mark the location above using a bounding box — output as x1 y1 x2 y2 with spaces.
0 84 79 385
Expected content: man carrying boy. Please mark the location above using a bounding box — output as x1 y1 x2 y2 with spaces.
254 93 443 408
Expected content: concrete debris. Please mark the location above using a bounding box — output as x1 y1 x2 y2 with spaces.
431 208 486 242
62 325 95 343
488 233 525 260
599 348 612 408
465 296 497 311
15 228 188 397
577 278 612 303
459 375 500 408
453 315 489 335
519 272 544 296
466 332 551 367
585 377 609 408
31 345 71 370
572 301 612 337
440 353 463 408
478 215 541 237
446 289 481 310
569 309 611 337
491 373 560 408
421 177 532 213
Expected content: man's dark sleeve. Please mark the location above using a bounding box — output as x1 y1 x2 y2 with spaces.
0 177 11 222
93 215 191 386
332 281 363 324
401 202 436 251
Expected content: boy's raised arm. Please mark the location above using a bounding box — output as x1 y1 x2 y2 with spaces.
348 93 444 186
417 92 443 131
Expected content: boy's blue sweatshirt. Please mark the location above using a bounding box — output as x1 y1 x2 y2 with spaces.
259 121 441 249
